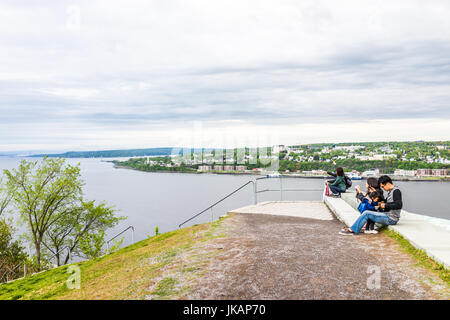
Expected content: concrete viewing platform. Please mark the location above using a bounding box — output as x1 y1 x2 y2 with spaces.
229 201 334 220
230 198 450 269
185 201 449 299
325 191 450 269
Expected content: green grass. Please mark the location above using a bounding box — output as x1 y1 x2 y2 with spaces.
151 277 179 298
383 228 449 285
0 215 231 300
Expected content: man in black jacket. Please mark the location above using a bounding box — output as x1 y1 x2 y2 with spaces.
339 175 403 235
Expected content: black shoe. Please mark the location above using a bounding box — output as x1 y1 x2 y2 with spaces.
329 193 341 198
339 229 354 236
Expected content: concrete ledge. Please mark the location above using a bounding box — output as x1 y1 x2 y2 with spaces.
324 193 450 269
324 196 360 227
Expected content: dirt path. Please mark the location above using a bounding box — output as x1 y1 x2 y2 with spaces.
181 213 449 300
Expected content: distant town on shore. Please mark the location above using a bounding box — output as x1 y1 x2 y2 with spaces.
110 141 449 180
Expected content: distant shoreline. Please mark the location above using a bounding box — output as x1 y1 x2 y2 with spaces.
113 164 450 181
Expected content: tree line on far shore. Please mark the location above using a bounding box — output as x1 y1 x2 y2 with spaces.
278 158 450 174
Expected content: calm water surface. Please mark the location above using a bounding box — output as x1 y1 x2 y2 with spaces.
0 157 448 246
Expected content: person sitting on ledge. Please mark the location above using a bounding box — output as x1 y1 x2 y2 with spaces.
325 167 347 197
339 175 403 236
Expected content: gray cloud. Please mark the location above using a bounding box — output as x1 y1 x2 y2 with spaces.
1 0 450 151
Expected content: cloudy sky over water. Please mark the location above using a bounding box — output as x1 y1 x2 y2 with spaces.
1 0 450 153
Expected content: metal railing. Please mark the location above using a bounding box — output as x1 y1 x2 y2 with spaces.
179 180 256 228
106 225 135 251
179 174 325 228
1 262 23 283
1 228 137 284
255 175 324 202
47 246 72 265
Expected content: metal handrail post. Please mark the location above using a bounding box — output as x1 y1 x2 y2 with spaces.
280 177 283 201
253 180 257 204
105 226 135 252
322 183 326 202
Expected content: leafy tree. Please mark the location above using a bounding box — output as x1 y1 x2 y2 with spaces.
0 177 12 216
3 158 123 269
43 200 123 266
77 229 106 260
0 218 28 283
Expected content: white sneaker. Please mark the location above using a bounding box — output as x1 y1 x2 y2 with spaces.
364 230 378 234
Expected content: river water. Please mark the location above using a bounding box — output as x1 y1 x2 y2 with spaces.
0 157 449 247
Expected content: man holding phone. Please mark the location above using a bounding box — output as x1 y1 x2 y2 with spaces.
339 175 403 235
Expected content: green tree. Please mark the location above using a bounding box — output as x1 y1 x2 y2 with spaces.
3 158 123 269
77 229 106 260
0 177 12 216
44 200 123 265
0 218 28 283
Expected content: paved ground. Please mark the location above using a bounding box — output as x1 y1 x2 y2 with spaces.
229 201 333 220
182 207 449 299
331 192 450 269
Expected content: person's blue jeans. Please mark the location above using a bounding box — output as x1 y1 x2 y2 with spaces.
350 210 397 234
329 185 345 195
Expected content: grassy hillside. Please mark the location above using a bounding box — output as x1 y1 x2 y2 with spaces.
0 216 230 300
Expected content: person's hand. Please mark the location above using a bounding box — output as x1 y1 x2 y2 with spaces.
380 202 386 209
325 181 329 185
375 206 379 210
355 185 361 192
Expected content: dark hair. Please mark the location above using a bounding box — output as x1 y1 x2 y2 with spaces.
366 177 379 189
336 167 344 177
378 175 392 186
369 191 384 202
365 177 380 196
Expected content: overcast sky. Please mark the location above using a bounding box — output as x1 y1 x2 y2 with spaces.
1 0 450 153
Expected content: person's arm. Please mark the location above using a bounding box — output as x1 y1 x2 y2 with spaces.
327 171 337 177
385 189 403 211
329 176 343 187
356 192 365 201
329 177 338 186
367 202 376 211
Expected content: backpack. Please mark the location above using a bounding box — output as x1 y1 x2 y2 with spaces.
326 171 352 188
344 176 352 188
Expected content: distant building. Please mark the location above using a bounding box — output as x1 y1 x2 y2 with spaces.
394 169 416 176
362 169 380 177
214 165 223 171
355 155 372 161
198 165 212 171
223 165 234 171
334 145 365 152
373 154 396 160
235 165 247 172
416 168 448 176
302 170 326 176
433 169 448 176
273 145 286 153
